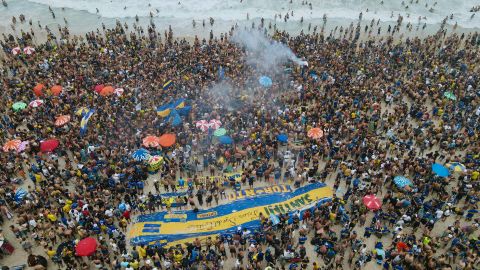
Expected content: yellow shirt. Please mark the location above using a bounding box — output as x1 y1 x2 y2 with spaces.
136 246 146 258
47 213 57 222
472 171 479 181
47 250 56 258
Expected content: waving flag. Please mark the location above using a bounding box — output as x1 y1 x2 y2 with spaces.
80 109 95 136
163 80 173 91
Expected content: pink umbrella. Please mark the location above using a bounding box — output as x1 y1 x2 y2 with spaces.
29 99 44 108
209 119 222 130
23 46 35 55
11 47 21 55
17 141 29 153
196 120 209 132
362 194 382 211
114 88 124 96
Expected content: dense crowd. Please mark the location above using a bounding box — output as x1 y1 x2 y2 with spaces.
0 13 479 270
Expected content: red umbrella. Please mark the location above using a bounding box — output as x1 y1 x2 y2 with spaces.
40 139 59 153
158 133 176 147
94 84 105 93
33 83 45 97
362 194 382 211
75 237 97 256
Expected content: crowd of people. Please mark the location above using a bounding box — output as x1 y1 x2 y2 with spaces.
0 9 479 270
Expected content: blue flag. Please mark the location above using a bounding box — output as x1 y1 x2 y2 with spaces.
218 66 225 80
80 109 95 136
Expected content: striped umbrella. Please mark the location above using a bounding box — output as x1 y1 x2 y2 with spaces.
363 194 382 211
209 119 222 130
11 47 21 55
3 139 21 152
114 88 124 96
195 120 209 132
29 99 44 108
307 127 324 139
23 46 35 55
446 162 466 173
143 136 160 148
55 115 71 127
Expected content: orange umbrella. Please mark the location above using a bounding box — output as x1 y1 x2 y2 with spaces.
3 139 21 152
55 115 71 127
307 127 324 139
99 86 114 96
33 83 45 97
158 134 176 147
143 136 160 148
51 85 62 96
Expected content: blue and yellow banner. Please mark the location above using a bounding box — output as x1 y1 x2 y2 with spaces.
79 109 95 136
163 80 173 90
129 182 332 247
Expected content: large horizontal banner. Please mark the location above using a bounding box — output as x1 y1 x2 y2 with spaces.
129 182 332 247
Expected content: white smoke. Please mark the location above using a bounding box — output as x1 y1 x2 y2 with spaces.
231 29 307 73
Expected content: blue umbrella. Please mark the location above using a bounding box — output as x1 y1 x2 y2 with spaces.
277 133 288 143
393 176 413 188
219 135 233 145
132 148 150 161
432 163 450 177
14 188 27 203
259 76 272 87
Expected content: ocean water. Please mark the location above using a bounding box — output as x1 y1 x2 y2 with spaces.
0 0 479 39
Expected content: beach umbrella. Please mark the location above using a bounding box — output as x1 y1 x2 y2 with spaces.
307 127 324 139
259 76 273 87
50 85 62 96
195 120 210 132
214 128 227 137
3 139 21 152
29 99 44 108
363 194 382 211
432 163 450 177
444 91 456 100
12 102 27 112
11 46 21 55
148 155 164 171
114 88 124 97
277 133 288 143
143 136 160 148
14 188 28 203
33 83 45 97
158 134 176 147
446 162 466 173
40 139 59 153
209 119 222 130
75 237 97 256
94 84 105 93
219 135 233 145
99 86 114 96
23 46 35 55
75 107 89 116
132 148 150 161
55 115 71 127
393 176 413 188
16 141 29 153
